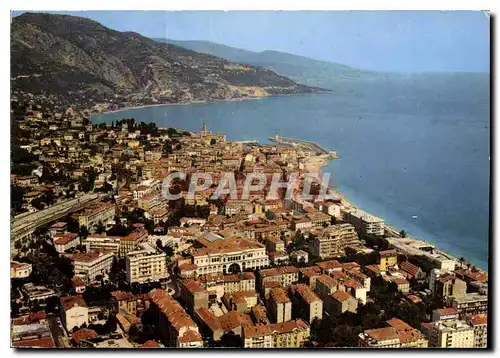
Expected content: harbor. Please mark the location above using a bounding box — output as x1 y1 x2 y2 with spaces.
268 135 338 159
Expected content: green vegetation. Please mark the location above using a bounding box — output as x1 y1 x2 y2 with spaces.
12 13 319 107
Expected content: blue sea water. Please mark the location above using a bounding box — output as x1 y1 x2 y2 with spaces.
94 73 490 270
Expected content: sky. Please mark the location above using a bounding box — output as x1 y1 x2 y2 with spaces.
12 10 490 73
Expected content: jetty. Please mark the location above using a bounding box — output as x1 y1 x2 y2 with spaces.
268 135 337 158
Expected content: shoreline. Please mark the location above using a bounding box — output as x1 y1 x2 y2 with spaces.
304 155 487 274
93 97 261 116
93 98 487 274
91 91 333 118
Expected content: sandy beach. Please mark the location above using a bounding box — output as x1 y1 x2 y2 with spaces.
305 154 481 272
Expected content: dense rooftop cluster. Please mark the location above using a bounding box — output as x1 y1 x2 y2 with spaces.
10 99 488 349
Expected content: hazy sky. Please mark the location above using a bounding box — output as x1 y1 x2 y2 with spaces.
12 10 490 73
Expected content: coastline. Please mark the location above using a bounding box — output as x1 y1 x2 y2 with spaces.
94 98 487 275
93 97 261 116
304 155 486 274
92 91 333 118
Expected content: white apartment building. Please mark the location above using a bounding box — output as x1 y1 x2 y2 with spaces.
126 243 168 284
78 202 116 232
342 207 385 237
60 295 88 331
85 235 121 254
423 320 474 348
190 236 269 276
68 251 115 282
54 233 80 253
85 230 148 258
309 223 361 259
11 261 32 279
321 201 342 218
466 313 488 348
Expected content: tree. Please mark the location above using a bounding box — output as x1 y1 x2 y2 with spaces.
109 257 126 289
96 221 106 234
290 231 304 250
400 229 407 238
11 301 22 317
11 185 25 213
105 314 118 333
163 245 174 257
31 197 46 210
79 225 89 241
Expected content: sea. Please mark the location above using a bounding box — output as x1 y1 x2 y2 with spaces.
93 73 490 270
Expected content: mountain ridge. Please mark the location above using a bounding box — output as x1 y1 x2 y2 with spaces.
154 38 390 90
154 38 490 91
11 13 324 109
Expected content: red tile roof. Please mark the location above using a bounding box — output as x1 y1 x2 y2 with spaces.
316 274 338 288
195 308 222 332
139 340 161 348
294 284 321 304
332 290 355 302
218 311 253 332
364 326 399 342
269 319 309 334
468 313 487 326
12 336 55 348
438 307 458 316
406 294 423 304
178 263 198 271
178 330 202 344
399 261 421 277
60 295 87 311
71 277 86 287
343 279 363 289
182 280 206 294
111 291 135 301
379 249 397 257
269 287 290 304
71 328 98 344
54 233 79 245
317 259 342 271
243 324 273 338
342 262 360 270
148 289 197 332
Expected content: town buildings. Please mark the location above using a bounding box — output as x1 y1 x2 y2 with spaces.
190 236 269 276
358 318 428 348
291 284 323 323
308 223 361 259
68 250 115 282
78 202 116 232
148 289 203 348
11 261 32 279
9 105 489 349
259 266 299 292
342 208 385 237
266 287 292 323
125 242 168 284
60 295 88 331
446 293 488 319
54 233 80 253
421 319 474 348
242 319 310 348
466 313 488 348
